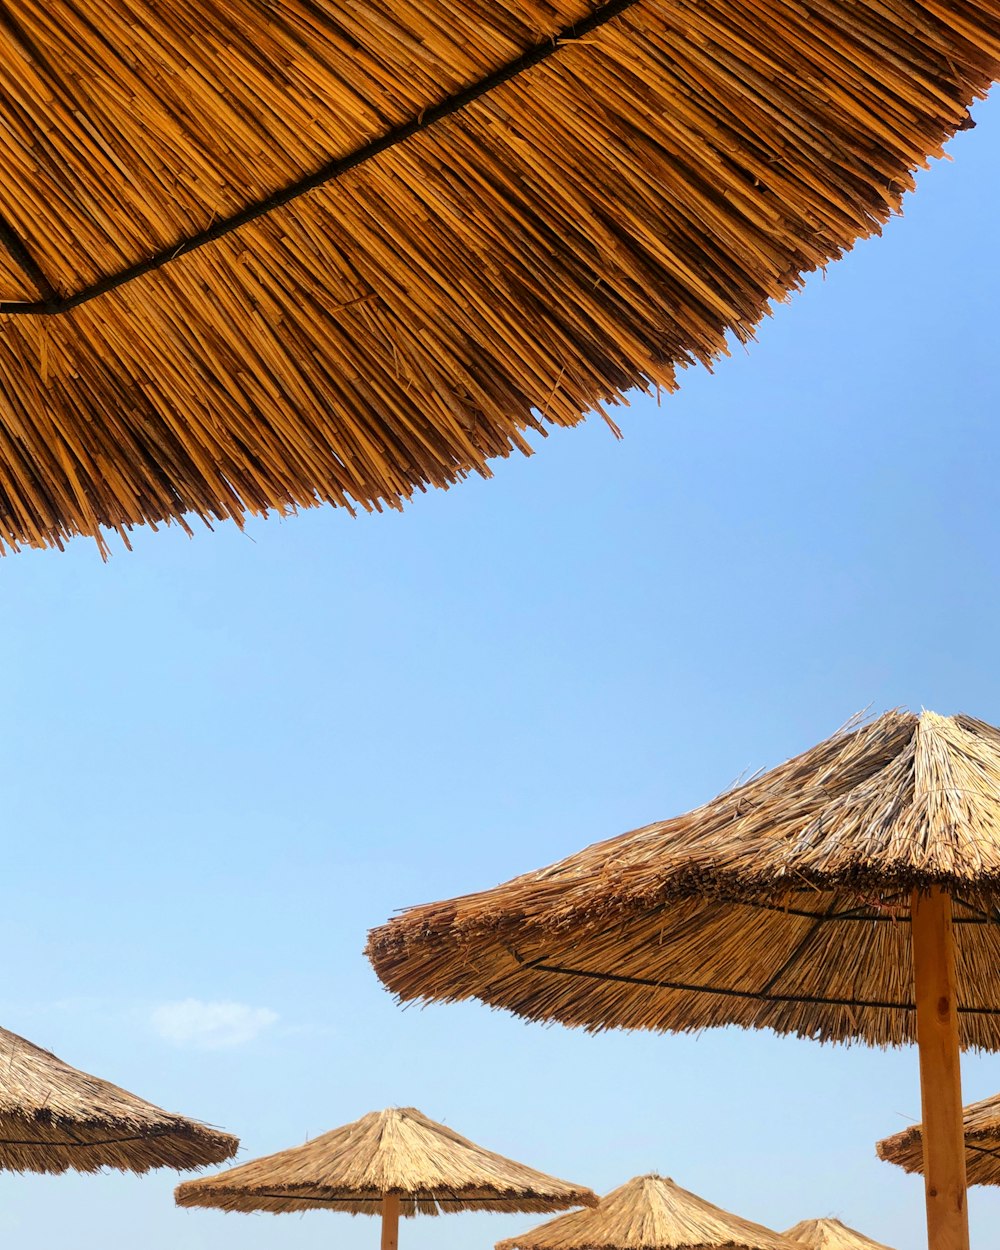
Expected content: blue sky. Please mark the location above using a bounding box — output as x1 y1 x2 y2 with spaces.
0 92 996 1250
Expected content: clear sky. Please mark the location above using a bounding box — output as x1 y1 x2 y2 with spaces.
0 92 996 1250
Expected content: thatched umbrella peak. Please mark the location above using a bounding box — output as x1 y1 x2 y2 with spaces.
369 708 1000 1250
782 1218 895 1250
495 1173 793 1250
0 1024 238 1173
175 1105 596 1215
0 4 997 552
877 1092 1000 1186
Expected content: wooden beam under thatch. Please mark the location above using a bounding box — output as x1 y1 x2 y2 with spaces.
876 1092 1000 1186
0 1025 238 1173
495 1174 793 1250
175 1106 596 1215
782 1218 895 1250
0 0 996 552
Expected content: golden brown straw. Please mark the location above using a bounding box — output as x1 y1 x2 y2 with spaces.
368 710 1000 1048
496 1174 793 1250
175 1106 597 1215
0 0 997 552
782 1218 895 1250
0 1024 238 1173
876 1092 1000 1186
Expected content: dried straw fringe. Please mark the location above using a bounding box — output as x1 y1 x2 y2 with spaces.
0 0 996 551
0 1025 237 1173
367 712 1000 1048
876 1091 1000 1186
175 1106 596 1215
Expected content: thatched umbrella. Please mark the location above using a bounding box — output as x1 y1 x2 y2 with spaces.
175 1105 596 1250
368 709 1000 1250
0 6 997 553
783 1218 895 1250
877 1093 1000 1187
495 1173 792 1250
0 1024 237 1172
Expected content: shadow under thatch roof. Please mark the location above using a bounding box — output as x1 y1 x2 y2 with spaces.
0 3 997 551
0 1025 238 1173
877 1092 1000 1186
175 1105 596 1215
495 1173 793 1250
782 1218 895 1250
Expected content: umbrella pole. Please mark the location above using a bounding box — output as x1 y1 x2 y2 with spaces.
381 1193 401 1250
911 887 969 1250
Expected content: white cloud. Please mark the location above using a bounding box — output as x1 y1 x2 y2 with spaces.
150 999 278 1049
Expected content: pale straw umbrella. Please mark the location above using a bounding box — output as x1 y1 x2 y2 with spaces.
369 709 1000 1250
878 1093 1000 1187
175 1105 596 1250
0 5 996 553
0 1024 237 1173
495 1173 792 1250
783 1218 895 1250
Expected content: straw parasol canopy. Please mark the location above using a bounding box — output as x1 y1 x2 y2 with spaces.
495 1173 793 1250
0 5 997 553
782 1219 895 1250
0 1024 238 1173
175 1105 596 1250
877 1092 1000 1186
368 709 1000 1250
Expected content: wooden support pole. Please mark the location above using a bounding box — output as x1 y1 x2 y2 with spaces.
911 887 970 1250
381 1193 401 1250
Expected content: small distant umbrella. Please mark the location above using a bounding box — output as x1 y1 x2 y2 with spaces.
495 1173 791 1250
369 709 1000 1250
175 1106 596 1250
0 1024 237 1173
783 1218 895 1250
877 1093 1000 1187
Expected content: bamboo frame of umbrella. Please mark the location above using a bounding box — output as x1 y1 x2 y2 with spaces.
175 1106 597 1248
0 1024 237 1173
368 710 1000 1250
783 1218 895 1250
495 1173 794 1250
877 1092 1000 1187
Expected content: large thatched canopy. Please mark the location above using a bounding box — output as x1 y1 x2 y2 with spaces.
782 1218 895 1250
495 1173 792 1250
0 2 997 552
0 1024 238 1173
368 709 1000 1048
175 1106 596 1215
876 1092 1000 1186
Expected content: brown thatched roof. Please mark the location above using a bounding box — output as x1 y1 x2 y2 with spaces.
876 1092 1000 1185
495 1174 792 1250
0 1024 238 1173
0 3 997 552
782 1219 895 1250
174 1106 597 1215
368 709 1000 1047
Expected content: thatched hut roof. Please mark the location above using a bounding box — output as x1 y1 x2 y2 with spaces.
368 709 1000 1048
782 1218 895 1250
0 4 997 552
0 1024 238 1173
876 1092 1000 1185
174 1106 596 1215
495 1173 792 1250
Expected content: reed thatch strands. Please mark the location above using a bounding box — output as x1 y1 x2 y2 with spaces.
368 709 1000 1250
174 1106 596 1215
782 1218 895 1250
0 1025 238 1173
0 3 996 552
495 1174 793 1250
877 1093 1000 1186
